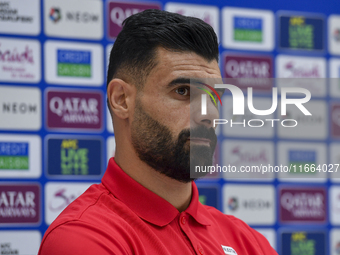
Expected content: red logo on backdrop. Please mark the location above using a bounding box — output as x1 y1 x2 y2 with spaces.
0 184 40 224
108 1 161 39
279 187 326 223
223 54 273 92
332 103 340 138
46 90 103 131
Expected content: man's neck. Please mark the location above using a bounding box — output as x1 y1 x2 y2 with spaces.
114 150 192 212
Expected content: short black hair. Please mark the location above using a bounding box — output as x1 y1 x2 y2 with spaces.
107 9 219 88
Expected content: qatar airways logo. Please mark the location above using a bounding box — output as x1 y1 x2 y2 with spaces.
46 90 103 131
0 184 40 224
110 6 140 27
200 84 312 128
280 188 326 223
108 1 160 39
49 97 99 119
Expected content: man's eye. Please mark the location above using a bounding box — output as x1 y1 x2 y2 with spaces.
175 87 190 96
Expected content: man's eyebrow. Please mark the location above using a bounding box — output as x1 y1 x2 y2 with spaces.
167 78 202 88
167 78 225 96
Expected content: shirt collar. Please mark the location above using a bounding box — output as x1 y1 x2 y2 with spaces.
102 158 211 227
186 182 212 226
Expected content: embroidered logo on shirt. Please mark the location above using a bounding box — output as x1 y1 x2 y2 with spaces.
221 245 238 255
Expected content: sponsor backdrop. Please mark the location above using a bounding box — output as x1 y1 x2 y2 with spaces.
0 0 340 254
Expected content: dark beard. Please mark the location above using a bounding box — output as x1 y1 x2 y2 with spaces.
131 98 217 183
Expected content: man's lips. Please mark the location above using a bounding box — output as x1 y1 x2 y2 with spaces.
188 137 211 145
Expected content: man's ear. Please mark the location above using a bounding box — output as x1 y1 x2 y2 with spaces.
107 78 134 119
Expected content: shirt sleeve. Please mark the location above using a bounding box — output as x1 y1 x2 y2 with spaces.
38 221 131 255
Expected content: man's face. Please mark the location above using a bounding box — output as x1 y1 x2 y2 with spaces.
131 48 221 183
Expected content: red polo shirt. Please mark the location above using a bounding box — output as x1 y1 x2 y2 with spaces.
39 158 277 255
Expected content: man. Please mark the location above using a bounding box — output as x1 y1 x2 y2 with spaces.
39 9 277 255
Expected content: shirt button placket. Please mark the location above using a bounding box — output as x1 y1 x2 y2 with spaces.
181 216 186 225
179 213 200 255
